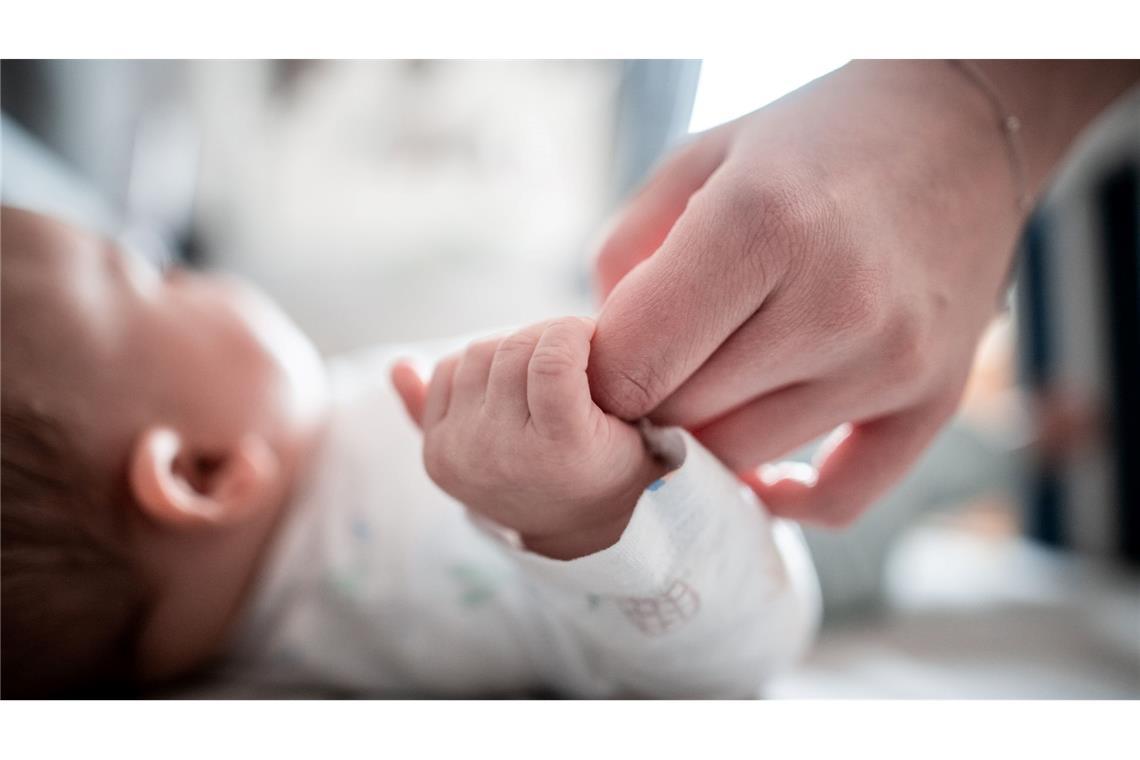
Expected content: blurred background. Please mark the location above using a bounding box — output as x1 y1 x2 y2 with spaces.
2 59 1137 698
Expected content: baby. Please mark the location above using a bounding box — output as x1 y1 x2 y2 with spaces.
1 206 819 698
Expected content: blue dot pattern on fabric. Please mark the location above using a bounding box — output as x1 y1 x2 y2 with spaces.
350 517 370 541
449 563 497 608
646 478 666 492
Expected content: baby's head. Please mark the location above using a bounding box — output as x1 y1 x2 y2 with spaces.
1 207 326 696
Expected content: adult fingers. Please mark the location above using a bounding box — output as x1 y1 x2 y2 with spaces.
589 167 803 421
452 338 500 409
391 360 428 429
527 317 596 437
592 123 735 300
486 321 552 420
693 380 864 472
652 291 841 427
422 354 460 428
749 396 958 527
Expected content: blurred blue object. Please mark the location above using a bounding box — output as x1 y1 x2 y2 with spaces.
611 60 701 200
1 113 118 234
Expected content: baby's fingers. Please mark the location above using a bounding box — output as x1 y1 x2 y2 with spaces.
453 338 499 410
391 360 428 429
423 354 460 428
486 321 551 420
527 317 596 437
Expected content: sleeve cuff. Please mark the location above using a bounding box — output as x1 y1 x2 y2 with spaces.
479 428 763 598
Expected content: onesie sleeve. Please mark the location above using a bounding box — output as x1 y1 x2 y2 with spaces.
483 428 821 698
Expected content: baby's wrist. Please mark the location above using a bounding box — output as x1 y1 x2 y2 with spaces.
520 514 631 561
519 452 666 560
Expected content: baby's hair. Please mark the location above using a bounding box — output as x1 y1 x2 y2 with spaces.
1 398 150 698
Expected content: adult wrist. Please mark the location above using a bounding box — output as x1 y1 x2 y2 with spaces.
955 60 1140 202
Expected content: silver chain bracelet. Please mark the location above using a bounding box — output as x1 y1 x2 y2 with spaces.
948 60 1032 215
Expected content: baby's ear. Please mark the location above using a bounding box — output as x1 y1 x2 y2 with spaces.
128 426 279 529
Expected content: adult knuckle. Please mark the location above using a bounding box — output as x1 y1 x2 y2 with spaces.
756 182 817 246
728 174 831 286
712 172 766 223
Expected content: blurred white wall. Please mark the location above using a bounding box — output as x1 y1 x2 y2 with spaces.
187 61 622 355
689 57 848 132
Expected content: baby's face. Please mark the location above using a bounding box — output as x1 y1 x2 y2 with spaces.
1 208 326 476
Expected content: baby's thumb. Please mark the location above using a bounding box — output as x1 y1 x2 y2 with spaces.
391 360 428 430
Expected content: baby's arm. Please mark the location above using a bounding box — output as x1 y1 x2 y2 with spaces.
393 318 819 697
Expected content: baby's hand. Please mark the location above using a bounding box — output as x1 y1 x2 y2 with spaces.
393 318 663 559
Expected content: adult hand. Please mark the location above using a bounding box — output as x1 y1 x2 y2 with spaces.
588 60 1140 526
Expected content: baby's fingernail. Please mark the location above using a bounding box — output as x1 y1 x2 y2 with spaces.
758 461 818 487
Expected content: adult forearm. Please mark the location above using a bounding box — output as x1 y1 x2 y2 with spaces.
967 60 1140 198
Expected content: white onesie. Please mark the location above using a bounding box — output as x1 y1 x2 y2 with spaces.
215 344 821 698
